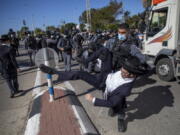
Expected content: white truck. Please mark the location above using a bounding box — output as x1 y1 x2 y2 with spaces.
142 0 180 81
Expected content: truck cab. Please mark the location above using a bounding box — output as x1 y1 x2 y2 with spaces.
142 0 180 81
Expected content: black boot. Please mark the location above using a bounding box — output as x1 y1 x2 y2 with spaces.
118 119 126 132
10 91 15 98
39 64 56 74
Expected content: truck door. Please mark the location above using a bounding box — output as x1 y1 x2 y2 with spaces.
144 7 169 56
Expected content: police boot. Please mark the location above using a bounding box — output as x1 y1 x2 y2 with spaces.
39 64 57 74
118 118 126 132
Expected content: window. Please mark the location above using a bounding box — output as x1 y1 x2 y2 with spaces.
148 8 168 36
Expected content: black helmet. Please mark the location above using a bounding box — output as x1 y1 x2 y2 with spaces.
122 56 148 76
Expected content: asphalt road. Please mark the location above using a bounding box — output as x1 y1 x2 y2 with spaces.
69 72 180 135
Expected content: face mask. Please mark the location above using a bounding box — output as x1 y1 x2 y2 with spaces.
118 34 126 41
51 35 54 39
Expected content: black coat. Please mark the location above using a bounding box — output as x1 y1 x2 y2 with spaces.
57 37 72 54
94 81 134 108
0 46 18 79
86 47 113 73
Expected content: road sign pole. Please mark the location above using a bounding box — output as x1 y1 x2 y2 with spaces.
43 47 54 102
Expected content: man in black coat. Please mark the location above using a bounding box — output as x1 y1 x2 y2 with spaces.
0 35 21 98
39 55 147 132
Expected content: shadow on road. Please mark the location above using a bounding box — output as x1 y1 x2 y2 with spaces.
54 87 97 100
126 85 174 124
133 77 157 88
15 82 48 97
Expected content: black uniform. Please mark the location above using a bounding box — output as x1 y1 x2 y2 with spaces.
9 37 19 56
24 36 37 65
0 45 19 97
112 35 146 71
56 47 112 90
57 36 73 71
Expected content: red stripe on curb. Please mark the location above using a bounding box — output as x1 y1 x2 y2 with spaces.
38 89 81 135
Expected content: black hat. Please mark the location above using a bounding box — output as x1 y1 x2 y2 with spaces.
122 56 147 75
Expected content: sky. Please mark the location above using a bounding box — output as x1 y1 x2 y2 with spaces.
0 0 144 35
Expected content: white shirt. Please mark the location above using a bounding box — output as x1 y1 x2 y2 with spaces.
92 71 134 103
105 71 134 94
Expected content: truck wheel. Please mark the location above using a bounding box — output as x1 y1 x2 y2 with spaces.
156 58 175 81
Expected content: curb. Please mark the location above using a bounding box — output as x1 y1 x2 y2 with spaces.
24 76 99 135
63 88 99 135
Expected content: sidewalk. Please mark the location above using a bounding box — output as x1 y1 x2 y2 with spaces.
38 89 81 135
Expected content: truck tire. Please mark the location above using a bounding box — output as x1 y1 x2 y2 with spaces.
156 58 175 81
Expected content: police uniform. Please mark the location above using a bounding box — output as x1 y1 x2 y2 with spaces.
57 35 72 71
24 35 37 66
112 35 146 71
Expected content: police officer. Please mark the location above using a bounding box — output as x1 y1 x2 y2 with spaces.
46 31 58 51
0 35 21 98
35 34 43 50
104 30 117 51
112 23 146 71
57 31 72 71
24 32 37 66
72 32 84 60
8 29 19 57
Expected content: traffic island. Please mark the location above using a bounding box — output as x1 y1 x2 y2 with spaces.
38 89 81 135
26 88 99 135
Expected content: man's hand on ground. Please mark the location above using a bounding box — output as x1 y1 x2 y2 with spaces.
85 94 94 102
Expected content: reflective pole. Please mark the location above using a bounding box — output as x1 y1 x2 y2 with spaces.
42 40 54 102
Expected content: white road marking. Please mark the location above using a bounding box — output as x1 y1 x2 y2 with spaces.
24 68 42 135
32 69 42 97
24 114 41 135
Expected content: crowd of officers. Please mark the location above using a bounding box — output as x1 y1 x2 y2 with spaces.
23 24 144 71
0 23 145 98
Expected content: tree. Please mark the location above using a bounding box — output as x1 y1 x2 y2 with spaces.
60 23 76 34
125 12 146 32
34 28 45 36
79 0 123 31
17 26 29 38
123 11 131 22
20 26 29 33
46 26 56 32
142 0 152 8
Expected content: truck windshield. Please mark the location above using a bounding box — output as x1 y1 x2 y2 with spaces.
149 8 168 36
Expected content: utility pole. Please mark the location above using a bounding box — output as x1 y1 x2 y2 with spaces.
86 0 91 31
32 14 35 36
